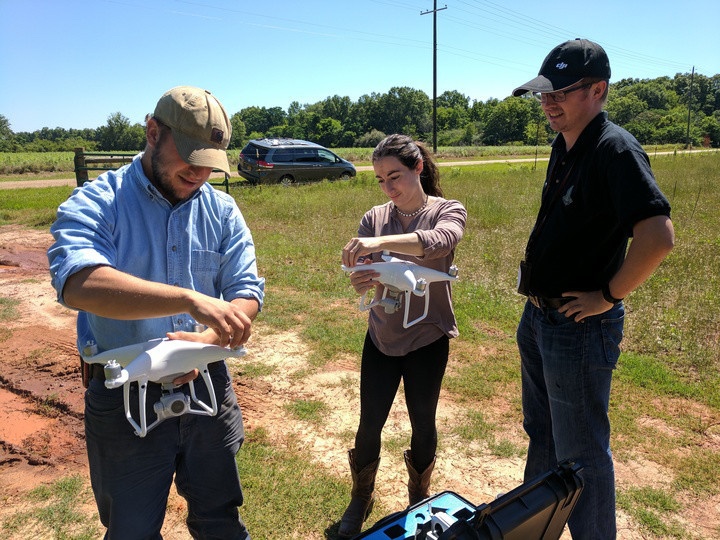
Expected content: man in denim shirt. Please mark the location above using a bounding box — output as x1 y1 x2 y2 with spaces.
48 86 264 539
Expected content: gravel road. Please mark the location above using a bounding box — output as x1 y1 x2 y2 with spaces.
0 158 549 190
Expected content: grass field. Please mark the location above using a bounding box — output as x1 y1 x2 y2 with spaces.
0 149 718 538
236 151 720 538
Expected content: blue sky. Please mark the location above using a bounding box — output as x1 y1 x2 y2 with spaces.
1 0 718 133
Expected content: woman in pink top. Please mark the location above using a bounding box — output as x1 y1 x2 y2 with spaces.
338 134 467 537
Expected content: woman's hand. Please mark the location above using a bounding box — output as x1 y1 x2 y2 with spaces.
348 267 380 295
343 233 424 268
342 239 380 294
343 237 382 268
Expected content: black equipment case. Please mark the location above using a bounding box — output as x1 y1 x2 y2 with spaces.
353 461 584 540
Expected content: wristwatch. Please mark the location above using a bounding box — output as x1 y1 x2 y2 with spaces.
601 283 623 304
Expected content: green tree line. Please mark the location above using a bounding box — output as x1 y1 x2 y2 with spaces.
2 72 718 153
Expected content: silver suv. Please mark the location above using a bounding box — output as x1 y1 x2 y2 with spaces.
237 138 356 186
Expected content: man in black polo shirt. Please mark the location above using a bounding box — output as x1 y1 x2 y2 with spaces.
512 39 675 539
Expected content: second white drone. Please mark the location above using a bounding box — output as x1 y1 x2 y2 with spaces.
342 253 459 328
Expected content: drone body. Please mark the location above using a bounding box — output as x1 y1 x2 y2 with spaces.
342 254 459 328
82 338 246 437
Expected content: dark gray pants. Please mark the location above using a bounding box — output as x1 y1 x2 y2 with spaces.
85 362 250 540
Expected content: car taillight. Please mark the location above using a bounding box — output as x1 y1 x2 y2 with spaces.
257 160 273 168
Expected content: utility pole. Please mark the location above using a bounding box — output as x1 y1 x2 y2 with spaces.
421 1 447 154
686 66 695 149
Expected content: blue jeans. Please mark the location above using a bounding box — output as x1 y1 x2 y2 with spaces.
85 361 250 540
517 300 624 540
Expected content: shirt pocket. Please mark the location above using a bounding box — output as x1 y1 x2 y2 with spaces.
191 249 222 295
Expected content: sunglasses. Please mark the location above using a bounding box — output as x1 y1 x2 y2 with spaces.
533 82 593 103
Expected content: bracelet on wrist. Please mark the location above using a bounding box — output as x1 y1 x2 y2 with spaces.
602 283 623 304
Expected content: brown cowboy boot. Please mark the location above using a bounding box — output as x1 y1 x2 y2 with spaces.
404 449 436 506
338 449 381 538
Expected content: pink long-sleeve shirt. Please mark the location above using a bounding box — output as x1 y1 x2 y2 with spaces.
358 198 467 356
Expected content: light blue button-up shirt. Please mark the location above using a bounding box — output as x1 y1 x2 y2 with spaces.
48 154 265 354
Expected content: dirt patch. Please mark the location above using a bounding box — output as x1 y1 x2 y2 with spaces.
0 224 717 539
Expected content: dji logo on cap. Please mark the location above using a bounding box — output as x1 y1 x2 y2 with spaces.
556 62 568 70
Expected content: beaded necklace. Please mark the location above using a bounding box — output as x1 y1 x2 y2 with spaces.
395 196 428 217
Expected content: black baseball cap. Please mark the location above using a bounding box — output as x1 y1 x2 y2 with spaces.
512 38 611 96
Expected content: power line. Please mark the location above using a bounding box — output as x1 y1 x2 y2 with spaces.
98 0 703 87
450 0 693 73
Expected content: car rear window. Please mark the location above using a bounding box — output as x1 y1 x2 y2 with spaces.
241 144 268 161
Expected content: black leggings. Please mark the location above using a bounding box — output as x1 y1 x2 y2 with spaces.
353 332 449 472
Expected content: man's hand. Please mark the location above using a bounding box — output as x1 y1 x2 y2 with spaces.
558 290 613 322
559 215 674 323
186 293 255 349
164 329 216 385
170 369 200 386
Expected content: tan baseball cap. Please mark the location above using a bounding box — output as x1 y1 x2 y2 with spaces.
153 86 232 174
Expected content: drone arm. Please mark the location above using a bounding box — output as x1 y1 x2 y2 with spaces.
359 280 394 312
188 364 218 415
402 290 431 328
124 379 156 437
359 290 378 311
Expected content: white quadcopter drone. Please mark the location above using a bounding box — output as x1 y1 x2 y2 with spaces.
82 338 246 437
342 252 459 328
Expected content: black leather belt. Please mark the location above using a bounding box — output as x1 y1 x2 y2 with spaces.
528 295 571 310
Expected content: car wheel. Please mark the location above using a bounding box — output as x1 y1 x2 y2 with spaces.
340 172 352 181
279 174 295 186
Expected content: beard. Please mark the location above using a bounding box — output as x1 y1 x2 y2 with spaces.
149 133 185 204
